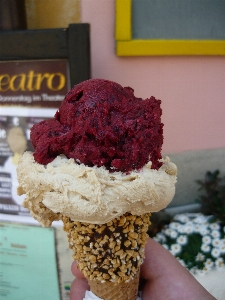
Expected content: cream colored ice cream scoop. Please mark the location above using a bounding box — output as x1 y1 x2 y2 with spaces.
17 151 177 226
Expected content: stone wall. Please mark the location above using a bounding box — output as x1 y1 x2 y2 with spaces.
166 148 225 214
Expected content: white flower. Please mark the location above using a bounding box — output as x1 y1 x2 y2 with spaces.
193 216 206 224
204 258 214 269
177 225 186 234
211 230 221 239
202 235 212 245
211 248 221 258
186 221 194 227
183 224 194 234
209 223 220 230
177 258 186 267
162 244 169 250
170 230 178 239
165 228 172 236
193 224 202 233
170 244 181 255
219 244 225 254
220 239 225 246
196 252 205 262
174 214 189 224
215 257 224 265
201 244 211 253
204 222 210 226
153 236 160 242
212 238 221 248
199 227 210 236
177 235 188 245
219 239 225 253
189 267 198 275
155 233 166 243
169 222 180 230
216 263 224 270
198 267 209 275
215 258 224 269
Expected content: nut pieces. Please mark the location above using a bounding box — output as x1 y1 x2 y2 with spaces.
62 213 150 283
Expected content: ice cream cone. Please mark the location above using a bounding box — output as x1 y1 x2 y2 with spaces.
62 212 150 300
16 79 177 300
88 269 140 300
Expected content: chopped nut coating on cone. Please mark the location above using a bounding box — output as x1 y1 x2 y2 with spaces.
63 213 150 284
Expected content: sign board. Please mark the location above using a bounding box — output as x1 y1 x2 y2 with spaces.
0 60 70 107
0 24 90 216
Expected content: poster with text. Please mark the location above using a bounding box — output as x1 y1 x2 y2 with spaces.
0 59 70 215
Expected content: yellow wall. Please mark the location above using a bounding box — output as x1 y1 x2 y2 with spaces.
25 0 80 29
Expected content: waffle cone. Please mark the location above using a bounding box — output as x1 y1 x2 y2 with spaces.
62 212 150 298
88 269 140 300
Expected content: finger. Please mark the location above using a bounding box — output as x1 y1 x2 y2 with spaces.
70 278 89 300
71 261 86 279
140 237 185 280
140 238 216 300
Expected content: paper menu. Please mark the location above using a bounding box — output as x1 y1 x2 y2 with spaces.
0 222 60 300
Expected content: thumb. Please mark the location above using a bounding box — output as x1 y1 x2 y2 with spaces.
140 238 215 300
